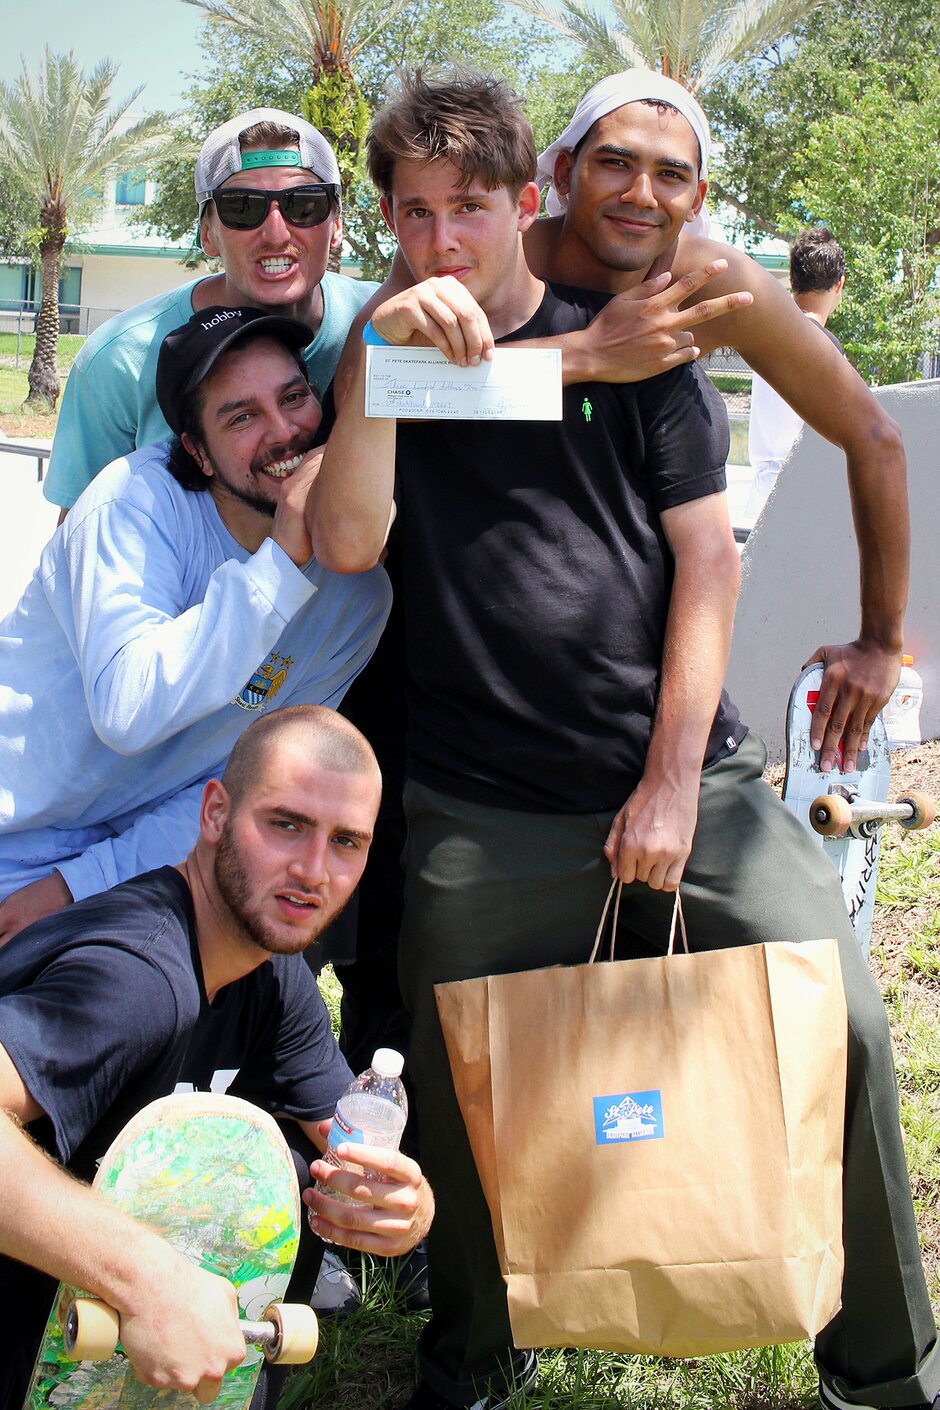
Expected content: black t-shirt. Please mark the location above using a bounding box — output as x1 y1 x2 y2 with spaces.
0 867 351 1399
395 284 745 813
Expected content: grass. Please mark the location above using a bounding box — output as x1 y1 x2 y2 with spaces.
0 332 84 439
708 373 753 395
307 794 940 1410
0 331 85 370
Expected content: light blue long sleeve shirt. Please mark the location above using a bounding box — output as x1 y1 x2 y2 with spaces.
0 444 390 901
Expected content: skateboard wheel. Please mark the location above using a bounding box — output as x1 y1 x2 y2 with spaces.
262 1302 319 1364
62 1297 120 1359
810 793 853 836
898 791 936 830
262 1301 319 1364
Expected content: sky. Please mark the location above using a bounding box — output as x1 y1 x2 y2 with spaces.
0 0 209 113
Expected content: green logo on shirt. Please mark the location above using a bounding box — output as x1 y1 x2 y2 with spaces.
581 397 593 423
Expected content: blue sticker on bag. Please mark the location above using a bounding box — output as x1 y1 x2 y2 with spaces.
593 1090 664 1144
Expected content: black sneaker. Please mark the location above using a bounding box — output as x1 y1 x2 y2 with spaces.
820 1379 940 1410
400 1350 538 1410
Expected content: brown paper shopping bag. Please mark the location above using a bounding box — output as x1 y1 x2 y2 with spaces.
435 889 847 1357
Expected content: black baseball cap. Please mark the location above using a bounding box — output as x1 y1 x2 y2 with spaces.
156 306 313 435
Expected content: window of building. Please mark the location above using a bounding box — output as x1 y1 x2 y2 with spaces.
115 170 147 206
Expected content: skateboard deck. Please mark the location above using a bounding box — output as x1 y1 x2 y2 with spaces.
783 664 891 956
25 1092 305 1409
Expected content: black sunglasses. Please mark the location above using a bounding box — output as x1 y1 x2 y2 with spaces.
210 183 340 231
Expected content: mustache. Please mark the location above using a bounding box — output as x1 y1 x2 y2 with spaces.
249 437 314 475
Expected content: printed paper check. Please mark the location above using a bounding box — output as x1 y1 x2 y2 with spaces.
365 345 562 420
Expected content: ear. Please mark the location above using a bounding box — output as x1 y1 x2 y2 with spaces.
685 179 708 224
200 778 231 845
329 212 344 253
516 181 542 233
553 150 574 201
200 208 221 259
379 194 396 237
182 433 212 480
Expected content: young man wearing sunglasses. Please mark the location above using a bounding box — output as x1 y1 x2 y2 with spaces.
43 108 377 513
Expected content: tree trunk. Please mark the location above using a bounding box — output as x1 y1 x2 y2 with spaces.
25 229 65 413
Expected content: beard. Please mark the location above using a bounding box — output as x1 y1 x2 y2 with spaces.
202 436 313 519
213 819 342 956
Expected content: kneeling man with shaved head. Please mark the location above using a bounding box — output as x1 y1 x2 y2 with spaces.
0 704 433 1407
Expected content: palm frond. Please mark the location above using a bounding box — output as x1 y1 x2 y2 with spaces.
0 47 171 215
507 0 826 91
182 0 412 77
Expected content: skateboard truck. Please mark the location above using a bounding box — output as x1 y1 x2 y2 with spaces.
810 790 936 840
60 1295 318 1366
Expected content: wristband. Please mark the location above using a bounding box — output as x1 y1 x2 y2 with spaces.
362 320 390 347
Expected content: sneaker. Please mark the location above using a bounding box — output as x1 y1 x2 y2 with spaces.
310 1248 362 1315
820 1379 940 1410
397 1238 430 1312
400 1350 538 1409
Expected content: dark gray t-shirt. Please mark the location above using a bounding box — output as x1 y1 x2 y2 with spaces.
0 866 350 1400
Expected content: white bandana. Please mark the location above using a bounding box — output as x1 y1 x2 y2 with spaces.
536 69 711 235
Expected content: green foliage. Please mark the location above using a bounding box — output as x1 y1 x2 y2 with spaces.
0 169 37 261
709 0 940 383
302 70 370 189
505 0 825 93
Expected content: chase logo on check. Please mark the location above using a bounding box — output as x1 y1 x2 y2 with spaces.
593 1090 664 1144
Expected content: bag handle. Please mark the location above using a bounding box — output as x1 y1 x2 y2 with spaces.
591 880 689 963
667 890 690 956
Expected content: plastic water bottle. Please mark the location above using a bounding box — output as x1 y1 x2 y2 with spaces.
883 654 924 749
315 1048 408 1205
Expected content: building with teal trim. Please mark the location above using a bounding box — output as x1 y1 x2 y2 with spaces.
0 168 211 335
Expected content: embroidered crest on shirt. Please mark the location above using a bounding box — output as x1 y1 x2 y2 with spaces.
233 651 294 712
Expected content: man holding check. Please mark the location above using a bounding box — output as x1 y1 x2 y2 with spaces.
309 70 938 1410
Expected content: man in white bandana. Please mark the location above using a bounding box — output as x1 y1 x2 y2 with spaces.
524 70 907 778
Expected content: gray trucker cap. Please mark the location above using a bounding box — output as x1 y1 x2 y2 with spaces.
194 108 341 206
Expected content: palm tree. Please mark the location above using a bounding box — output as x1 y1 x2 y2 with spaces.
505 0 825 92
181 0 412 200
0 49 170 411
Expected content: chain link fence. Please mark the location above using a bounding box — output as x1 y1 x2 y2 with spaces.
0 302 120 358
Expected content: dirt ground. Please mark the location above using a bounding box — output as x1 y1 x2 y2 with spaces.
0 409 57 440
867 739 940 977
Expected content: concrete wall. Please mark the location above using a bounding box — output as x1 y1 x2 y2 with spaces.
726 379 938 761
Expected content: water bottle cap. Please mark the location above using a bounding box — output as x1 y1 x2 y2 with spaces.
371 1047 405 1078
902 654 914 666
